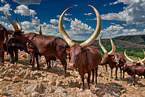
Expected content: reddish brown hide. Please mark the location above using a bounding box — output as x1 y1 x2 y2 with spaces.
0 24 7 65
123 64 145 85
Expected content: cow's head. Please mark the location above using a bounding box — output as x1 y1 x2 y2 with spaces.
99 34 116 65
59 5 102 67
5 12 26 46
124 49 145 66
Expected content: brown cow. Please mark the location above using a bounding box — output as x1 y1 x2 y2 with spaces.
99 34 126 79
59 5 102 89
122 64 145 85
0 24 7 65
5 13 69 77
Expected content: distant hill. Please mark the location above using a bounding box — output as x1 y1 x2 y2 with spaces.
75 34 145 58
114 34 145 45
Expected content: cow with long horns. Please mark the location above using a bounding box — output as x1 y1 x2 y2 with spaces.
5 13 69 77
59 5 102 89
99 34 126 79
0 24 7 65
123 49 145 85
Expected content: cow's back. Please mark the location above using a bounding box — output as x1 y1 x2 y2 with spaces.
86 46 102 68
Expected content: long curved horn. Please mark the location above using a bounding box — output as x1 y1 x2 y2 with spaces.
59 7 75 47
5 12 19 32
124 49 134 62
108 34 116 55
80 5 102 47
99 34 107 53
39 24 42 35
16 17 22 31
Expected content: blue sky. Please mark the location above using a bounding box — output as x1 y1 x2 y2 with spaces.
0 0 145 40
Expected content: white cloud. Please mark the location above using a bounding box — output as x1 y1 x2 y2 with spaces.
20 17 40 33
102 0 145 26
101 24 145 38
50 19 59 25
66 18 94 40
84 13 93 16
14 5 37 17
13 0 41 5
0 4 12 15
0 21 13 30
1 0 7 3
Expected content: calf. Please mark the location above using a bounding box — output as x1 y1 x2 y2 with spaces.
59 5 102 89
123 64 145 85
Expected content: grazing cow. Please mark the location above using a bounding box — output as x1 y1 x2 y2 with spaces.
59 5 102 89
5 13 69 77
122 64 145 85
99 34 126 79
0 24 7 65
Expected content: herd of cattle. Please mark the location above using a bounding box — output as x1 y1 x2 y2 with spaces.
0 5 145 90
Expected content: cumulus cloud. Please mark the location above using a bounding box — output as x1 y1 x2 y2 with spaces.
101 0 145 26
13 0 41 5
101 24 145 38
50 19 59 25
0 21 13 30
14 5 37 17
65 18 94 40
0 4 12 15
1 0 7 3
20 17 40 33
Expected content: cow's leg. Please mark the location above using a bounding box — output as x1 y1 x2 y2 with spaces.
120 67 122 79
2 51 4 64
105 64 107 72
36 55 40 70
115 67 118 80
31 53 35 70
95 67 98 87
46 57 51 69
10 51 14 64
110 69 113 79
91 69 94 84
132 74 135 86
14 49 18 62
60 58 67 77
51 60 54 67
123 70 125 79
81 75 85 90
87 71 91 89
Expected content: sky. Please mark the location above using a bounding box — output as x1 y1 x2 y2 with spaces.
0 0 145 40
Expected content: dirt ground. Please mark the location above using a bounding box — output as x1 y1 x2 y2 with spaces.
0 51 145 97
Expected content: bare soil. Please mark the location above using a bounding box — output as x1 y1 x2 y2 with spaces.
0 51 145 97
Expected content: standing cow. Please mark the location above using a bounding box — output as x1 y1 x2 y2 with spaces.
0 24 7 65
5 13 69 77
99 34 126 79
59 5 102 89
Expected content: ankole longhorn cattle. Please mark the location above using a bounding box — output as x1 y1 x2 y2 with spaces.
59 5 102 89
123 49 145 85
99 34 126 79
0 24 7 65
5 12 69 77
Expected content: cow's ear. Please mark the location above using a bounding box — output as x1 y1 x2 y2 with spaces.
66 48 70 54
82 48 89 53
